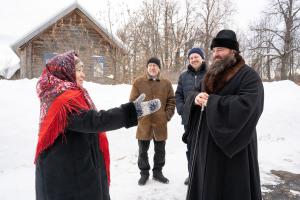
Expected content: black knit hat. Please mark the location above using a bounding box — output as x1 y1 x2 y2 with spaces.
210 29 239 52
147 57 161 69
188 48 205 59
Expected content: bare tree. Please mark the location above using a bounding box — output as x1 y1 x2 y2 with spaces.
248 16 279 81
250 0 300 80
196 0 234 62
163 0 200 70
102 0 235 83
117 0 201 80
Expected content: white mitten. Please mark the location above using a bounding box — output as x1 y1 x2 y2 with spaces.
133 94 161 118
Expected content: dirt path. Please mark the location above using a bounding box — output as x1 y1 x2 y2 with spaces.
262 170 300 200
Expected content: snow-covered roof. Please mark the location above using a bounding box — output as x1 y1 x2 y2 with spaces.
0 63 20 79
11 2 125 56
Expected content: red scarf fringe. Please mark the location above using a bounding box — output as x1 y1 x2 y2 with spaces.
35 89 110 184
98 133 110 184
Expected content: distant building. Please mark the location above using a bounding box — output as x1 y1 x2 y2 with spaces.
11 3 125 84
0 63 20 80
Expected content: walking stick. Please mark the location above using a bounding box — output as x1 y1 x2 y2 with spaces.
186 105 205 200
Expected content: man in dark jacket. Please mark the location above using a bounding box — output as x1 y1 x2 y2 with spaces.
175 47 206 185
129 57 175 186
185 30 264 200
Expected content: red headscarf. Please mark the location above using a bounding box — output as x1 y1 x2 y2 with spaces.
35 50 110 184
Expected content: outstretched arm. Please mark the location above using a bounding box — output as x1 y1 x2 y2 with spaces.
67 102 138 133
67 95 161 133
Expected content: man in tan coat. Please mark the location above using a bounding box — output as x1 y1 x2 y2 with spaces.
129 57 175 186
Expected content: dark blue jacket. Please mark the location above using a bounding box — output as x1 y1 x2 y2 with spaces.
175 63 206 124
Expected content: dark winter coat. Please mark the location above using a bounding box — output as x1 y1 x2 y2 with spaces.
129 73 175 141
35 103 137 200
175 63 206 125
185 58 264 200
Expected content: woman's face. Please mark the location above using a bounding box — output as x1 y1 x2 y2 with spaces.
75 56 85 86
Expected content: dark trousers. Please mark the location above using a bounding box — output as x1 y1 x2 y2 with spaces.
186 139 192 173
184 125 191 173
138 140 166 176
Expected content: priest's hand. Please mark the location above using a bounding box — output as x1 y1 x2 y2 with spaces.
194 92 209 107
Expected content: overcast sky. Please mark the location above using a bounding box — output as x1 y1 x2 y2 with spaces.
0 0 268 67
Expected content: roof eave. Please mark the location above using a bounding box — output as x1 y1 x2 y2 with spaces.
10 3 126 56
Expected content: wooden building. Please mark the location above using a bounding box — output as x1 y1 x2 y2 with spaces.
0 63 20 80
11 3 125 84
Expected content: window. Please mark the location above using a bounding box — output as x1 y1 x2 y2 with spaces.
43 53 58 65
92 55 105 77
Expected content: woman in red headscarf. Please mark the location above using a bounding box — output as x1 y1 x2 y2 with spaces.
35 50 160 200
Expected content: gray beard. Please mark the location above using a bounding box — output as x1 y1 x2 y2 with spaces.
208 55 237 76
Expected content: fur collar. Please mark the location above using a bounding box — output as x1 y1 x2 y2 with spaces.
204 55 245 94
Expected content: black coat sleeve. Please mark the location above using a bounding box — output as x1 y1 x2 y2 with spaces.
182 90 201 126
175 74 185 116
180 91 200 143
67 102 138 133
206 68 264 158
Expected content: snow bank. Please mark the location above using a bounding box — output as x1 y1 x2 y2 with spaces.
0 79 299 199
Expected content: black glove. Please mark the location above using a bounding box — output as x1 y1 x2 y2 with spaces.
133 94 161 118
182 131 189 144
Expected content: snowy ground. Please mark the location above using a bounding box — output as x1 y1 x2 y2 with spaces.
0 79 299 200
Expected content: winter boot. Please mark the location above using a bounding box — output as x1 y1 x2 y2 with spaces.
153 171 169 184
138 174 149 186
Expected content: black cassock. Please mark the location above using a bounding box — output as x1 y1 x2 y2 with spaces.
184 65 264 200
